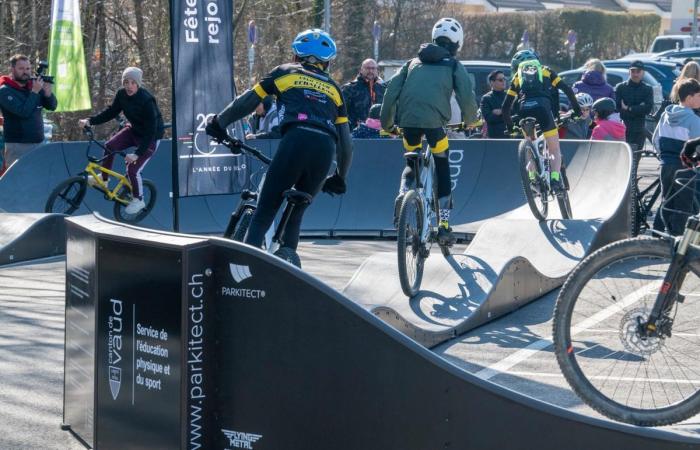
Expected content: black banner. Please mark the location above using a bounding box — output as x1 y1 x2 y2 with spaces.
171 0 247 197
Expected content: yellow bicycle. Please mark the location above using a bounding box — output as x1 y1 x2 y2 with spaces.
44 126 156 223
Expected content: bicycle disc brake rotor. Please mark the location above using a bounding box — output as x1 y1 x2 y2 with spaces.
619 308 664 356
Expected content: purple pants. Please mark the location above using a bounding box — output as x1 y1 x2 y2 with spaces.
102 126 156 199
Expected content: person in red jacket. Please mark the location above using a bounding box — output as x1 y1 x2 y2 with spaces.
590 97 626 141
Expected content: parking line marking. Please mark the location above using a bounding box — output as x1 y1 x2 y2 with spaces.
475 282 659 381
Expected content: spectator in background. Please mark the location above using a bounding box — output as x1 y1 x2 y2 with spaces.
0 54 57 172
351 104 393 138
670 61 700 104
246 95 280 139
615 60 653 151
573 58 615 101
652 78 700 234
590 97 625 141
480 70 508 138
342 58 386 128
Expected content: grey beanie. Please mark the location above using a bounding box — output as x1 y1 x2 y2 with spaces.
121 67 143 85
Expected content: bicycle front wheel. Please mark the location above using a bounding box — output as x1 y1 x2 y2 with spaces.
113 179 157 224
518 140 548 221
397 190 426 297
557 165 573 219
553 237 700 426
45 176 87 215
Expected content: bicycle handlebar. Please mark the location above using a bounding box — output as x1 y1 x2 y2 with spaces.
83 126 127 161
216 134 273 165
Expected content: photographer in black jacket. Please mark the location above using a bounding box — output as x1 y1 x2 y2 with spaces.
615 60 653 151
0 54 57 172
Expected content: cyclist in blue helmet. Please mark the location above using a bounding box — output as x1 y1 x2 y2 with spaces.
206 29 353 260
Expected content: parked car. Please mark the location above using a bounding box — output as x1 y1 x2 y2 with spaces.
559 67 663 113
656 47 700 62
602 59 680 99
649 35 696 53
460 61 511 103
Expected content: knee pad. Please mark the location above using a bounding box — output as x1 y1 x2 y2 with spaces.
433 151 451 199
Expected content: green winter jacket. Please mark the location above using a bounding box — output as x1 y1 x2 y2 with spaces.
380 43 477 130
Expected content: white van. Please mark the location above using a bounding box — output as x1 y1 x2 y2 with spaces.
649 35 695 53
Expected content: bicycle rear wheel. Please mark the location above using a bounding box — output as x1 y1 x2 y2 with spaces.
45 176 87 215
553 237 700 426
518 140 548 221
557 165 573 219
113 179 157 224
397 190 426 297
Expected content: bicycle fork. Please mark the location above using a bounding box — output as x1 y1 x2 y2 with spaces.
644 216 700 337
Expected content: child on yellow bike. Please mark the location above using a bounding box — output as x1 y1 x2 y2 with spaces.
78 67 164 214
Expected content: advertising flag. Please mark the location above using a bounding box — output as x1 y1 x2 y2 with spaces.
171 0 246 197
48 0 91 112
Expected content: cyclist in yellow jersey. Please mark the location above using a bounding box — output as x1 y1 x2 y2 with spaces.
206 29 353 253
502 50 581 193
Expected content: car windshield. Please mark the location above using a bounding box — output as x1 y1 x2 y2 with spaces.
652 39 685 53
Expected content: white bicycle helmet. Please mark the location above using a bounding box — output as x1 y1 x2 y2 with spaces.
575 92 594 108
432 18 464 51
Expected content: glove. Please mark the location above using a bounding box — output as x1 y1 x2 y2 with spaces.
322 171 347 196
681 137 700 168
205 115 228 143
384 125 400 137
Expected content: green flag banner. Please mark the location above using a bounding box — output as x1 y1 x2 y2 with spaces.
48 0 91 112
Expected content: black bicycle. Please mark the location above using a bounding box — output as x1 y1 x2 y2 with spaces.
630 148 662 237
553 167 700 426
217 134 309 269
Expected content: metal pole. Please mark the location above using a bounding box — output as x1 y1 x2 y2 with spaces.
693 0 699 47
323 0 330 32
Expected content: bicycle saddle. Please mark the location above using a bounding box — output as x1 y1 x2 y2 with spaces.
283 189 312 205
88 155 100 163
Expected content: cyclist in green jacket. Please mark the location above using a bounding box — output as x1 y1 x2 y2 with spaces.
380 17 477 245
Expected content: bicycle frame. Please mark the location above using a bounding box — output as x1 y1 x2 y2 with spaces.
84 162 132 205
520 118 551 190
406 146 438 243
82 126 134 205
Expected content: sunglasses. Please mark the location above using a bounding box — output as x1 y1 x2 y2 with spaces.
493 77 506 82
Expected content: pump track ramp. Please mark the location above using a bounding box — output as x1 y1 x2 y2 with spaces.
0 138 629 236
343 139 632 347
0 139 631 343
0 213 65 265
64 214 698 450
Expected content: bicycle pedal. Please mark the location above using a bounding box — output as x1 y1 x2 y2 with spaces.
676 294 685 304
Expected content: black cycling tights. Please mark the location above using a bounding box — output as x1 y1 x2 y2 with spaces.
244 126 335 250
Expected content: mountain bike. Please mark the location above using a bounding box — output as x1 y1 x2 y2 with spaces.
515 115 574 221
396 142 451 298
45 126 156 223
217 134 308 269
553 167 700 426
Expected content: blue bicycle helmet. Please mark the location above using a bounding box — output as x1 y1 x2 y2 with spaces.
291 29 337 62
511 49 539 73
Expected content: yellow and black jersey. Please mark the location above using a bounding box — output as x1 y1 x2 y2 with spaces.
252 62 348 138
506 65 561 101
